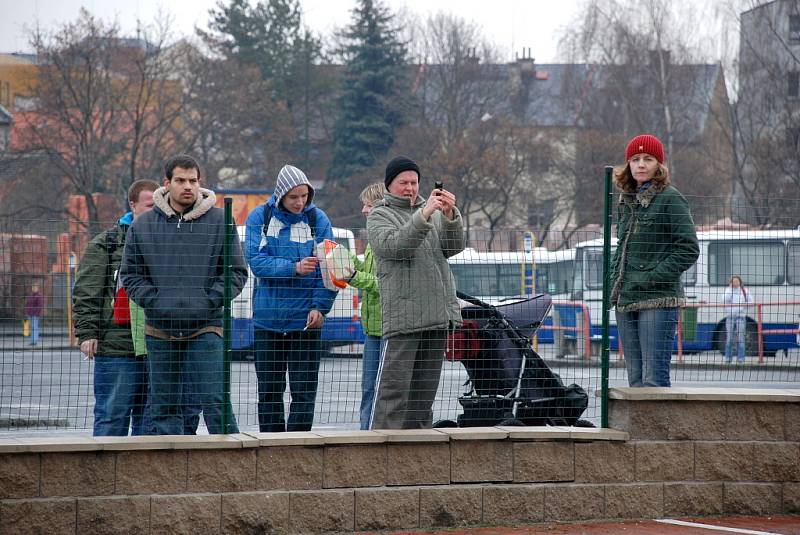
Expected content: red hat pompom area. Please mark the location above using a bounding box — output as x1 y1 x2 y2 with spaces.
625 134 665 164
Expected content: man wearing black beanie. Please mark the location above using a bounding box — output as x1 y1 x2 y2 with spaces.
384 156 421 189
367 155 465 429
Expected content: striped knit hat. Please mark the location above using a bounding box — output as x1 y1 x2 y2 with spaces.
274 164 315 207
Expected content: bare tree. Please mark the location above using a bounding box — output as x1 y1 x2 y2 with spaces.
727 0 800 226
178 38 296 187
557 0 734 224
13 10 195 231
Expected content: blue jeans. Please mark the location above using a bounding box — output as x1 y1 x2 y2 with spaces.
725 315 746 362
27 316 39 345
360 335 384 430
145 333 238 435
617 307 678 387
93 356 150 436
254 328 321 432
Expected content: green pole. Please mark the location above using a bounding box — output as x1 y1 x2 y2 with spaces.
222 197 233 433
601 166 613 428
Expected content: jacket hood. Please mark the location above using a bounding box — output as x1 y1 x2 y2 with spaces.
153 186 216 221
118 212 134 227
273 164 315 208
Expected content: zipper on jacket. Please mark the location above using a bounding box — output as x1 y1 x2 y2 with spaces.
177 213 184 229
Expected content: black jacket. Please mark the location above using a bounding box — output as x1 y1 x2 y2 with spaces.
120 187 248 337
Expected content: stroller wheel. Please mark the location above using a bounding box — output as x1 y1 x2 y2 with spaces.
498 418 525 427
573 419 596 428
433 419 459 428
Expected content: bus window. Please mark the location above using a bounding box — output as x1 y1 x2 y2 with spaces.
451 263 523 297
709 240 785 285
788 241 800 284
537 260 574 295
681 262 697 286
584 250 604 289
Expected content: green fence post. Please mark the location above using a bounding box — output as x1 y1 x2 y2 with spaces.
222 197 233 433
601 166 613 428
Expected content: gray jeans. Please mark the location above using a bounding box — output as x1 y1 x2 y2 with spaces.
370 330 446 429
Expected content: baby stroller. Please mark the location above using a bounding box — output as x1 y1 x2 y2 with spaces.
437 292 591 428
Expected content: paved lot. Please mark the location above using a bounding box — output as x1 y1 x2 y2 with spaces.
381 515 800 534
1 334 799 435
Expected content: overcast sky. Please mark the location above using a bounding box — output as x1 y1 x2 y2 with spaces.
0 0 583 63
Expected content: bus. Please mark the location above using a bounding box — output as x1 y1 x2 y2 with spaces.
571 229 800 357
447 247 576 344
230 226 362 359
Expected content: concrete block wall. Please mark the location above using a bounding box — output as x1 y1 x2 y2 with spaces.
0 388 798 534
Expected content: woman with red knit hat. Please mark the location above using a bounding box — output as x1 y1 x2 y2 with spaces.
610 134 699 387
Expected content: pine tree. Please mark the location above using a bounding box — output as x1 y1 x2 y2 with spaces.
327 0 408 184
206 0 327 168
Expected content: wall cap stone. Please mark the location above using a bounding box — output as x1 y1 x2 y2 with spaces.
602 387 800 402
435 427 510 440
314 431 388 444
0 426 629 454
374 429 450 442
248 432 326 446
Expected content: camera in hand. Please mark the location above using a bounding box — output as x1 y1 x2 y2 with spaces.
434 181 443 190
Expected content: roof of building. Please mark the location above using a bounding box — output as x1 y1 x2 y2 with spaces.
417 61 725 143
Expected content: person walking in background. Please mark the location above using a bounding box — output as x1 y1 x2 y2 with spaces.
24 283 43 347
367 156 465 429
121 155 247 435
723 275 753 363
73 179 158 436
244 164 337 432
346 183 386 430
611 134 699 388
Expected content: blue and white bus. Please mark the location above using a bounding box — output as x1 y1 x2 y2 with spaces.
572 229 800 357
447 247 576 344
230 227 362 359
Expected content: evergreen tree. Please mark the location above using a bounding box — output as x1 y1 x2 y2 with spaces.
207 0 321 105
205 0 328 168
327 0 408 184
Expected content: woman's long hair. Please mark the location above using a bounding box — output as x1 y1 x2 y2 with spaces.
730 275 748 298
613 161 671 193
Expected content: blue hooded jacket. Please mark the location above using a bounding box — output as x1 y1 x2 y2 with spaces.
245 196 337 332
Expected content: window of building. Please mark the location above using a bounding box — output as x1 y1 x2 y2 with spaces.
790 14 800 42
787 127 800 151
789 71 800 98
527 199 555 229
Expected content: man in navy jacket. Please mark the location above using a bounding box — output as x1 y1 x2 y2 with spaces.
121 154 247 435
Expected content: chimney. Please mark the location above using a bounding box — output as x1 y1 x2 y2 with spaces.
515 47 536 73
465 47 479 65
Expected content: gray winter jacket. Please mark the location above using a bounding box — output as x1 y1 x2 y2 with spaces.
367 193 465 338
120 187 248 337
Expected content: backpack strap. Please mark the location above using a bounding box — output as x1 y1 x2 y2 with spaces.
104 227 120 284
261 203 317 239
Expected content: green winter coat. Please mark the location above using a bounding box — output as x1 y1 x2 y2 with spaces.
367 193 465 338
72 223 136 356
611 183 699 313
348 245 382 337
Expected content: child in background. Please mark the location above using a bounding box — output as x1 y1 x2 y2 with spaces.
346 183 387 429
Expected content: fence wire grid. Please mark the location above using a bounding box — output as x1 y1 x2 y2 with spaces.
1 193 799 435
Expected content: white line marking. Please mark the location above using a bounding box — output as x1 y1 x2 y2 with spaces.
656 518 784 535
